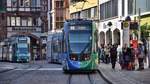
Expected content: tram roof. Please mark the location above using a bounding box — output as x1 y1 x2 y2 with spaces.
47 31 63 41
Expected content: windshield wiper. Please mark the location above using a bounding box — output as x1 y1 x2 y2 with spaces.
80 42 91 55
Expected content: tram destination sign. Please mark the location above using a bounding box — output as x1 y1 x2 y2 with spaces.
70 25 90 30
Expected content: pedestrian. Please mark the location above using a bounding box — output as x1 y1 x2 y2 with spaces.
101 47 105 63
137 42 145 70
130 48 136 70
98 47 101 64
118 47 124 70
104 45 110 64
122 44 127 69
110 44 118 69
100 44 105 63
122 44 131 70
126 47 132 70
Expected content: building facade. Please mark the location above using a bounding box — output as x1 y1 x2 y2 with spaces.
51 0 64 31
5 0 48 60
64 0 70 20
69 0 99 26
98 0 123 47
48 0 53 31
0 0 7 41
99 0 150 47
98 0 150 68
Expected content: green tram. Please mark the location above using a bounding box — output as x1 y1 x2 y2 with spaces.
62 19 98 71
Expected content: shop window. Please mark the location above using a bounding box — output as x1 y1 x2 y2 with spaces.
11 17 15 26
12 0 17 7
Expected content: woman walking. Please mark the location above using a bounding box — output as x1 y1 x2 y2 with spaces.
137 43 144 70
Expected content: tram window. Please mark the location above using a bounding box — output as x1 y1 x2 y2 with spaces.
52 41 61 53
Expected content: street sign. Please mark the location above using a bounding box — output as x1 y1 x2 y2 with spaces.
123 21 130 47
123 21 129 28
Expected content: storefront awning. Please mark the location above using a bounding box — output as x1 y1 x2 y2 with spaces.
141 17 150 26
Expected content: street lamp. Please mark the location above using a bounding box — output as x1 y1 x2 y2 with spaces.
107 22 112 44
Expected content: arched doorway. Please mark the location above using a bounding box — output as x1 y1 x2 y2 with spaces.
99 32 105 45
106 29 112 45
12 32 42 61
113 29 120 45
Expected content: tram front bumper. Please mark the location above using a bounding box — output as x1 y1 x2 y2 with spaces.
67 60 96 71
17 56 29 62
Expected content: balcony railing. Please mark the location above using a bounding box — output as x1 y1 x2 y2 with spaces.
7 7 41 12
7 26 42 33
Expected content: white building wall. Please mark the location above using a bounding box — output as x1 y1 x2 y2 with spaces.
124 0 128 17
118 0 122 17
98 0 126 48
48 0 51 33
100 0 110 4
51 0 55 31
99 0 150 68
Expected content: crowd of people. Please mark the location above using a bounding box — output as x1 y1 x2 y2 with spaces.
98 42 146 71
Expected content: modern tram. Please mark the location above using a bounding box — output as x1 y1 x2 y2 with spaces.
62 19 99 72
47 31 63 64
10 36 31 62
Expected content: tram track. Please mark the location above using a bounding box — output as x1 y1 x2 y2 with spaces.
0 64 31 74
0 64 43 84
67 70 110 84
87 74 95 84
97 70 113 84
67 74 72 84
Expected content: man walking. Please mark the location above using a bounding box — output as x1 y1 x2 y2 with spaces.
110 44 118 69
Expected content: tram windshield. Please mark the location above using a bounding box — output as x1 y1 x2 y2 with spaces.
18 48 28 54
17 44 28 54
69 27 92 54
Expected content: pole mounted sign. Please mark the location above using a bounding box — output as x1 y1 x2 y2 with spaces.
123 21 130 47
123 21 129 28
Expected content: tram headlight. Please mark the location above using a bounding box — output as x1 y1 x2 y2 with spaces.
70 54 78 61
83 54 90 61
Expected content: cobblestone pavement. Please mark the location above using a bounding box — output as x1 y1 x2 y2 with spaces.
0 61 67 84
98 63 150 84
0 61 108 84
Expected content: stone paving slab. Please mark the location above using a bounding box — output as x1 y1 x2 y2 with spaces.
0 68 15 73
0 62 17 73
0 62 28 73
98 63 150 84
